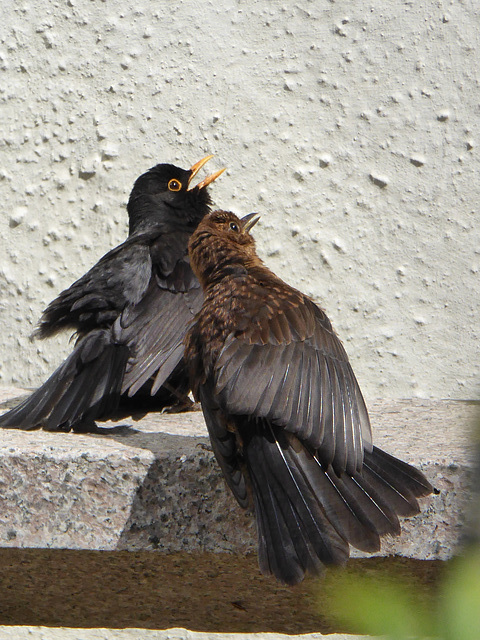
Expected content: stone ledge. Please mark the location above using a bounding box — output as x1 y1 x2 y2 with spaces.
0 388 476 559
0 628 366 640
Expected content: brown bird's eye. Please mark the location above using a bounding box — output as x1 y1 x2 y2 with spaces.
229 222 239 232
168 179 182 192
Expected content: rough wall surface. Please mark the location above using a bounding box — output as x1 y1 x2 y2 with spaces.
0 1 478 400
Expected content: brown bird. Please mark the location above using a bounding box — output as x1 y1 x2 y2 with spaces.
185 210 433 585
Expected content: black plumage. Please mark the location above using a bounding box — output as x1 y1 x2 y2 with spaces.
0 157 223 432
185 210 433 585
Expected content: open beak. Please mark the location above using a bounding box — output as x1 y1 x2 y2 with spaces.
195 168 226 190
241 212 260 233
188 155 226 190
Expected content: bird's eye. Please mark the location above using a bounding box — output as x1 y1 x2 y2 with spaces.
229 222 239 232
168 179 182 192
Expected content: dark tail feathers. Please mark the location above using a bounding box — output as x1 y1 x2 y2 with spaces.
0 330 129 432
245 421 432 585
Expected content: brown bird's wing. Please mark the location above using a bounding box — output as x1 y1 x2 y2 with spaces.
198 383 249 509
213 281 372 475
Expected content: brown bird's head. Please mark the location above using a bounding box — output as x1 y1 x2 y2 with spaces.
188 210 261 288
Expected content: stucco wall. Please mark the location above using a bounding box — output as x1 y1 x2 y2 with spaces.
0 1 478 400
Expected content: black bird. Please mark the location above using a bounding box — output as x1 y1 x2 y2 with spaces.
185 210 433 585
0 157 224 432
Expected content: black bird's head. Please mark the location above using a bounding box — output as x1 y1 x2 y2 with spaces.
127 156 224 234
188 209 261 288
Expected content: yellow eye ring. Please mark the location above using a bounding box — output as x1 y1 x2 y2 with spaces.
168 178 182 192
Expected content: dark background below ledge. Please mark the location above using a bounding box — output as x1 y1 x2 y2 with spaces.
0 549 444 634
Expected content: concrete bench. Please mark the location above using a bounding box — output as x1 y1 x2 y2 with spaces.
0 389 476 638
0 388 475 559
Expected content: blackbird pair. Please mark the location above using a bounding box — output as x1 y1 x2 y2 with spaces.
0 161 432 584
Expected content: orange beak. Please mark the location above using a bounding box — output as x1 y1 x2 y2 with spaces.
188 155 226 190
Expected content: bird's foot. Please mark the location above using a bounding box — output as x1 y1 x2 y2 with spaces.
70 419 102 434
196 441 213 452
161 396 201 414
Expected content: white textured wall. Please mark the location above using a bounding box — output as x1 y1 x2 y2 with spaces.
1 1 479 400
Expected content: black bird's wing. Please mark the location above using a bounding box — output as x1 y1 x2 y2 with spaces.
34 232 156 339
117 229 203 396
0 329 131 431
0 230 201 431
213 280 372 476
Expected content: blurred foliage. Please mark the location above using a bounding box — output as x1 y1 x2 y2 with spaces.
321 549 480 639
321 409 480 639
440 547 480 639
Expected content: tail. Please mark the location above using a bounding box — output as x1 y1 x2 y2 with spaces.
0 330 129 432
245 421 432 585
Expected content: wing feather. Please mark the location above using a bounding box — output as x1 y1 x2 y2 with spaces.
214 292 372 475
120 282 203 395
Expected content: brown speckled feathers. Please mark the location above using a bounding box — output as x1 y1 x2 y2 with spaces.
186 210 432 585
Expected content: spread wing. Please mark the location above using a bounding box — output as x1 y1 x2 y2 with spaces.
213 286 372 475
118 276 202 396
117 231 203 396
34 232 156 339
35 227 202 403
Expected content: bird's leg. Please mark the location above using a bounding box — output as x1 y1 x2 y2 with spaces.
159 383 201 413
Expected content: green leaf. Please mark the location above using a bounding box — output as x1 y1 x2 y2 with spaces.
321 568 435 639
440 548 480 640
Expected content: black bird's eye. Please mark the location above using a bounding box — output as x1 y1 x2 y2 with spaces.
168 179 182 192
229 222 239 232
